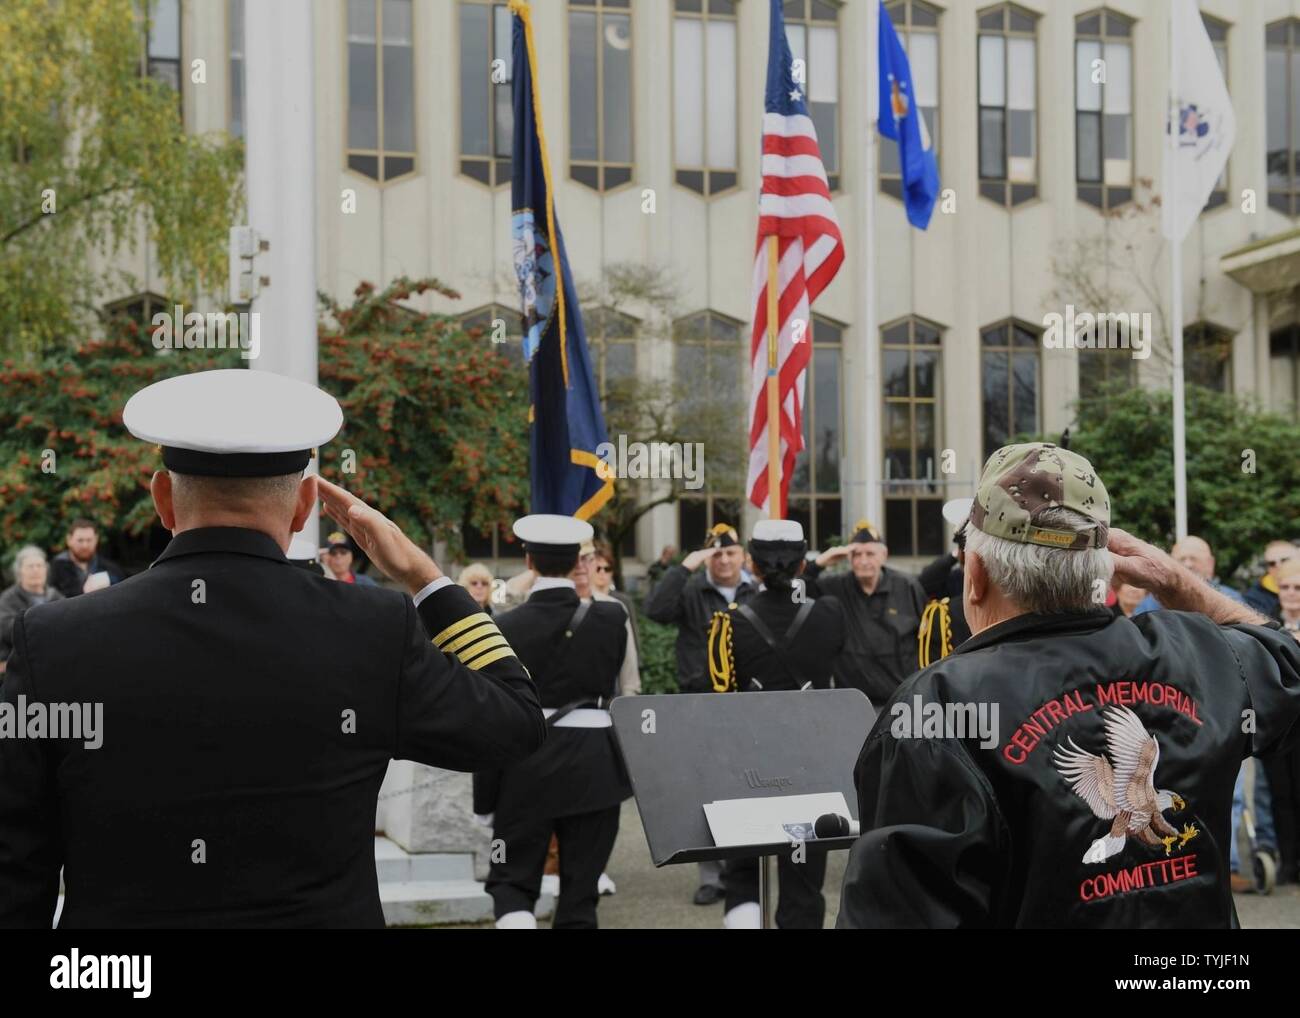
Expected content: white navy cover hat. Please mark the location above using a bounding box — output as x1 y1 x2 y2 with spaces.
751 519 804 544
123 368 343 477
512 514 594 555
942 497 974 528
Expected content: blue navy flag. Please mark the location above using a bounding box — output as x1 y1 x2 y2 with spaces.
509 0 613 520
879 4 940 230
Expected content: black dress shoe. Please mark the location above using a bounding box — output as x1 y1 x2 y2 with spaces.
693 884 723 906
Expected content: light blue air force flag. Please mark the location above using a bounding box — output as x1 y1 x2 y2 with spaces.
879 3 940 230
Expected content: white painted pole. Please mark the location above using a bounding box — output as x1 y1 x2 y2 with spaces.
244 0 321 547
1168 6 1188 541
860 0 882 528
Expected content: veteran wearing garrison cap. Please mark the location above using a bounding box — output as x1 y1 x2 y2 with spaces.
643 521 758 905
802 518 928 708
0 368 544 929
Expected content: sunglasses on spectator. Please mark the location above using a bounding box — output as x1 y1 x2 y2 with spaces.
594 564 612 573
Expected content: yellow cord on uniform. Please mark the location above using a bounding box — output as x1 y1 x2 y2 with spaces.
707 611 736 693
918 598 954 668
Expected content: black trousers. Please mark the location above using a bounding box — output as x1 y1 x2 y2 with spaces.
487 805 621 929
725 850 828 929
1265 749 1300 883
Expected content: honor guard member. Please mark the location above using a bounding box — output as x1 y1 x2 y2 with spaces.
0 368 544 928
838 443 1300 929
478 515 632 929
706 520 845 929
917 498 974 665
803 520 926 709
645 521 758 904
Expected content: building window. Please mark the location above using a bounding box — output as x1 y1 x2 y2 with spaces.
674 310 745 544
1272 322 1300 421
981 319 1040 460
144 0 181 115
1202 13 1228 211
1267 19 1300 216
104 292 172 348
882 316 944 558
673 0 738 196
880 0 937 200
788 316 843 550
569 0 633 192
1184 323 1233 393
977 4 1038 207
459 0 512 187
783 0 841 192
347 0 417 184
583 306 639 418
1075 9 1133 211
230 0 245 138
1078 346 1135 408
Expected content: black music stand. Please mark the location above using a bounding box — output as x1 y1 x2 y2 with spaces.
611 688 875 928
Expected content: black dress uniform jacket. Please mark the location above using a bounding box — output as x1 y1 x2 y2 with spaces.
489 587 631 820
803 564 926 705
837 609 1300 929
644 564 757 693
721 588 845 692
0 527 545 929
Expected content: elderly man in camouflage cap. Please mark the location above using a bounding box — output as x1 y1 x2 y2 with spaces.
838 442 1300 929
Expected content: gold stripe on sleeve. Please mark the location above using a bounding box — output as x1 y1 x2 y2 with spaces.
442 621 500 655
431 611 493 649
460 642 514 670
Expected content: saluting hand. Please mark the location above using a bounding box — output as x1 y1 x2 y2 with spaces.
318 478 442 595
681 547 719 572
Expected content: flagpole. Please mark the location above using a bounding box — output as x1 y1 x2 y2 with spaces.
766 236 782 519
862 0 882 529
1168 6 1188 540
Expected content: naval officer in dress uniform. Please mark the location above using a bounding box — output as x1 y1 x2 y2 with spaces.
706 520 845 928
478 514 632 929
0 368 544 928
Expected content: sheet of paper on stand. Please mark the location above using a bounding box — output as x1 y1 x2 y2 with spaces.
703 792 851 847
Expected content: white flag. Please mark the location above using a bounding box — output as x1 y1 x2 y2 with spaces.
1163 0 1235 240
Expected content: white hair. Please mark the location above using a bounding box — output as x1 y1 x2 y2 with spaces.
13 545 46 574
965 508 1113 614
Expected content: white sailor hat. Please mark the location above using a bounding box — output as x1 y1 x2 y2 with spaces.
123 368 343 477
511 514 594 555
751 519 804 544
942 497 974 528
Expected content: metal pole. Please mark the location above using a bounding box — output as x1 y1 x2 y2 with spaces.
766 236 782 519
861 0 882 527
1168 5 1188 540
245 0 321 546
759 853 772 929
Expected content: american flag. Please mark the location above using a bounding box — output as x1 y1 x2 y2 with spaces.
746 0 845 517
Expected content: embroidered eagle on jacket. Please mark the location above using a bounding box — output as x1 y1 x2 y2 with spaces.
1053 706 1198 864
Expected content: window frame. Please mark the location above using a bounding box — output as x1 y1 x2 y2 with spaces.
1074 8 1135 212
976 3 1039 208
671 0 740 198
344 0 419 186
458 0 513 188
229 0 245 139
1266 18 1300 216
566 0 636 194
979 317 1042 461
783 0 843 194
787 314 845 550
142 0 183 119
880 314 945 559
673 309 746 545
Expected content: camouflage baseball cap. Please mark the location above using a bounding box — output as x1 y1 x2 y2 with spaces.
968 442 1110 550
